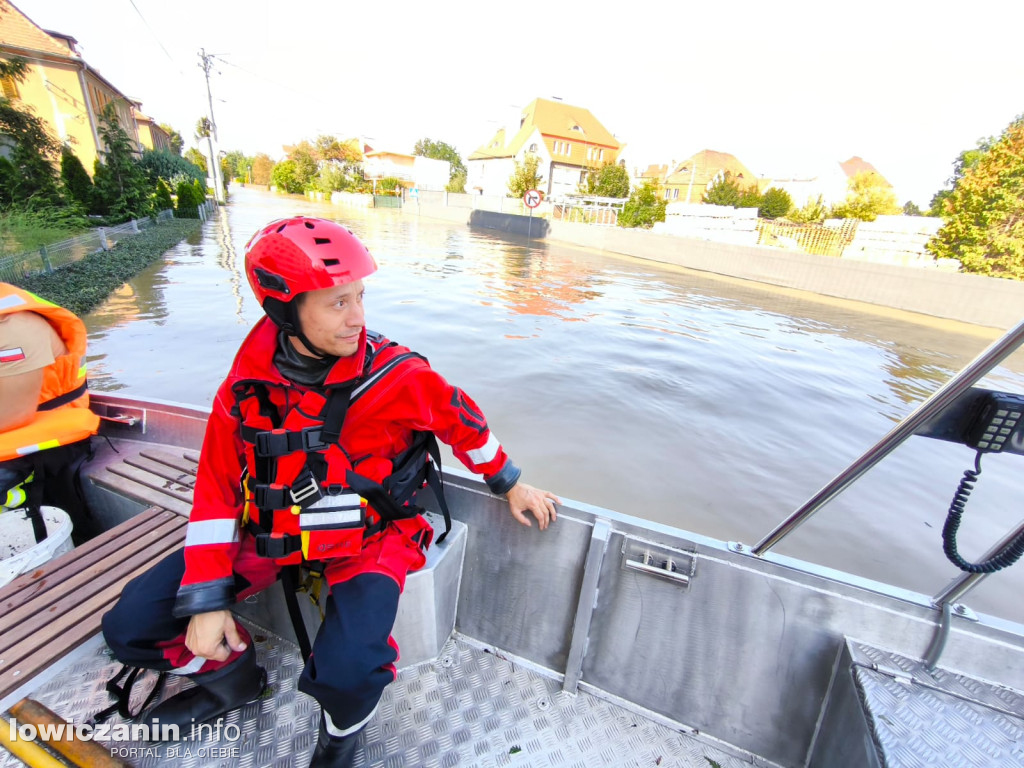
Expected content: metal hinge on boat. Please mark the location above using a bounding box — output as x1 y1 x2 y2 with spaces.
621 537 695 587
93 402 146 432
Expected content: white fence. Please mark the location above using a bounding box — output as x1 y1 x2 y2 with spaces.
653 203 760 246
841 215 955 269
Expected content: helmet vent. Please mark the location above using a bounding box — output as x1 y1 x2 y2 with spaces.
253 267 290 294
322 258 340 267
275 224 287 233
304 221 315 229
314 237 331 245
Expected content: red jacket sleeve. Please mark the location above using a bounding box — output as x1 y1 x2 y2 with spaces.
393 364 521 494
173 381 245 617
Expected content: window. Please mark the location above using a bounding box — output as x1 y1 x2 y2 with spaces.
664 189 671 200
599 149 605 161
565 142 572 154
529 143 538 152
1 76 18 99
673 189 679 199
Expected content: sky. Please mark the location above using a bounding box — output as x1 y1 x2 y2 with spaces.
12 0 1024 207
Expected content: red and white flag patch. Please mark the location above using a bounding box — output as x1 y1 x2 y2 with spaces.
0 347 26 363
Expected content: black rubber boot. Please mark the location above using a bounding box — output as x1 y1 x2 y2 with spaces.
309 712 360 768
140 645 266 733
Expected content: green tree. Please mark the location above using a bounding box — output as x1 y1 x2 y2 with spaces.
184 147 207 175
758 187 793 219
195 117 212 140
413 138 466 181
446 169 467 194
618 181 667 228
0 57 63 208
158 123 184 155
251 153 274 185
788 194 828 224
930 115 1024 278
507 155 544 198
92 102 150 220
830 171 900 221
60 146 93 211
138 148 204 187
580 163 630 198
153 178 173 212
929 138 994 217
287 142 319 191
174 179 202 217
221 150 246 182
702 172 743 206
737 186 762 209
902 201 922 216
271 160 303 194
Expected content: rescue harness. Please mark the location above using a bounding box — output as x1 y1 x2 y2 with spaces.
232 339 453 565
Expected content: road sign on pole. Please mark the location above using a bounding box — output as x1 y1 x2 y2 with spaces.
524 189 542 208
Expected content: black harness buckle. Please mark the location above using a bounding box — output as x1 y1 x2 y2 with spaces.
254 532 300 559
255 430 290 458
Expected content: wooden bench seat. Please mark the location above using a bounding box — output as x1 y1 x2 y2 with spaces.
0 506 187 701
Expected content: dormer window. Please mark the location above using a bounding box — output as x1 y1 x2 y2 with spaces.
571 124 583 133
529 143 538 152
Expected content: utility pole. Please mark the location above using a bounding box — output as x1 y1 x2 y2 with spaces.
198 48 225 203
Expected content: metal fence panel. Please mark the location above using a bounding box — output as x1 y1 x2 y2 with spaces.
0 209 180 282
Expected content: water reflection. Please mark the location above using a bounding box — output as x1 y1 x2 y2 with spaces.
82 187 1024 624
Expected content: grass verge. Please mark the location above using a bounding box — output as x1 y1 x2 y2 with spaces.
13 219 202 316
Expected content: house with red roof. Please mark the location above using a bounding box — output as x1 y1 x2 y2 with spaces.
467 97 623 199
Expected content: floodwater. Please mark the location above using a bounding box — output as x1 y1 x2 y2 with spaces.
84 186 1024 624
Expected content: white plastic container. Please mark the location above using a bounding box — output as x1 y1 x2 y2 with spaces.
0 506 74 588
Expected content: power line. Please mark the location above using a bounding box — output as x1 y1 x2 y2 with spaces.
126 0 182 74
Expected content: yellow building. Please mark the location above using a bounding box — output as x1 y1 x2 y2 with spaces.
467 97 623 198
662 149 759 204
0 0 151 174
134 107 171 152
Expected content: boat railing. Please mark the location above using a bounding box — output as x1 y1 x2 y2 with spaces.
748 316 1024 611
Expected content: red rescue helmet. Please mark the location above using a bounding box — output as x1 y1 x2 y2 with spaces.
244 216 376 335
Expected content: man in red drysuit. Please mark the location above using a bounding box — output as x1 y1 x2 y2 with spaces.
102 217 559 767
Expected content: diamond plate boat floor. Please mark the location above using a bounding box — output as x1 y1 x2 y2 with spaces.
851 641 1024 768
1 625 753 768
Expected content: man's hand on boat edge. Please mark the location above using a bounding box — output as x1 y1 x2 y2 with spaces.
505 482 560 530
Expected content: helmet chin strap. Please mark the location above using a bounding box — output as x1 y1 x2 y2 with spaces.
263 296 330 359
283 302 330 359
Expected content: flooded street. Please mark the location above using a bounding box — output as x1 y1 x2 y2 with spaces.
84 186 1024 623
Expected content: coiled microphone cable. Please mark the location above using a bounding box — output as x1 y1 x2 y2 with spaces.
942 449 1024 573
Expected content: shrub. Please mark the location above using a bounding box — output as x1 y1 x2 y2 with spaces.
758 187 793 219
618 182 666 229
60 147 94 211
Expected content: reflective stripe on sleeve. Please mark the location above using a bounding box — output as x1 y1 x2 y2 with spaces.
467 433 500 465
184 519 240 547
0 294 27 310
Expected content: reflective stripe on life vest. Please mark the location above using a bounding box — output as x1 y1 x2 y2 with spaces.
0 284 98 462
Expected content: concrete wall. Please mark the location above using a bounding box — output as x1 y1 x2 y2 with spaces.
387 200 1024 330
546 220 1024 330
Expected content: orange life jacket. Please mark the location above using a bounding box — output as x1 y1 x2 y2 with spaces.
0 285 100 462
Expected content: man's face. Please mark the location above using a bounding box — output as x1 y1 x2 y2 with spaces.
293 280 365 358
